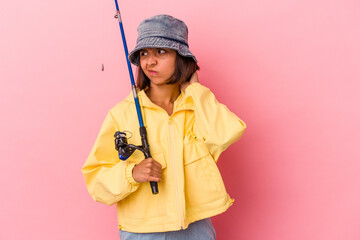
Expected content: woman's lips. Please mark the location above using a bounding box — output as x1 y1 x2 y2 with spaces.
148 70 158 76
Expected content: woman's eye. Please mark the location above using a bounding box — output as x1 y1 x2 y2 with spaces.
158 49 166 54
140 51 147 56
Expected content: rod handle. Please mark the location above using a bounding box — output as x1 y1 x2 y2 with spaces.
150 182 159 194
140 127 159 195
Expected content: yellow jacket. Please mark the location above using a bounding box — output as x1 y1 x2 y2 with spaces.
81 83 246 233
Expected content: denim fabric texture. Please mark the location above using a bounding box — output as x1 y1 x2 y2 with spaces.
119 218 216 240
128 14 197 66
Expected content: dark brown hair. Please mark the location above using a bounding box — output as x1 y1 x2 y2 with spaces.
136 52 200 90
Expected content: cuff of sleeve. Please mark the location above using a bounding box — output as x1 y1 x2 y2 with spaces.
125 162 140 186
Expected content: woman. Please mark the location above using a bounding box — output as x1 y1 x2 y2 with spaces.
82 14 246 239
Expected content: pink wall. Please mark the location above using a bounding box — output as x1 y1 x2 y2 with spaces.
1 0 359 239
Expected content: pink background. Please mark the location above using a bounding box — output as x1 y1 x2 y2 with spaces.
1 0 359 239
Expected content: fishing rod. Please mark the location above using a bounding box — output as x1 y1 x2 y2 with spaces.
113 1 158 195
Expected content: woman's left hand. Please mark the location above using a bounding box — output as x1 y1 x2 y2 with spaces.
180 71 199 91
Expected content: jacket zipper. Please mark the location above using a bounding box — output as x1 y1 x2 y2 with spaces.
168 116 184 229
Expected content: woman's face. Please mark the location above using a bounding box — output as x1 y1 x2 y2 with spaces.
139 48 177 86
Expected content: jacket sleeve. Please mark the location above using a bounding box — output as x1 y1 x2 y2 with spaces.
183 82 246 161
81 111 140 206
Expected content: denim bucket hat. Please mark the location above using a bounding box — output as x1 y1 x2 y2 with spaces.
128 14 197 66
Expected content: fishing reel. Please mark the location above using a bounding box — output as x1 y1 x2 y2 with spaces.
114 131 148 160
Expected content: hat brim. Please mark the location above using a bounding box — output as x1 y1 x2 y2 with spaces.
128 37 197 66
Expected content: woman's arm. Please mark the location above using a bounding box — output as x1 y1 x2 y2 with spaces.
182 73 246 161
81 111 140 206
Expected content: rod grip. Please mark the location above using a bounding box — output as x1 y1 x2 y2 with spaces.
150 181 159 194
140 127 159 195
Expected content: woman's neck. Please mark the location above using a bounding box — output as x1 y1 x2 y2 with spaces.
145 83 180 115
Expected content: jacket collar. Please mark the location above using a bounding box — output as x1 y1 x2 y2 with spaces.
124 88 194 112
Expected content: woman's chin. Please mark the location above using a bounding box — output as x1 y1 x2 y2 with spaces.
149 78 172 86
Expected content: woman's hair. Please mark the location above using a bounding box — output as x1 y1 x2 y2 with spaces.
136 53 200 90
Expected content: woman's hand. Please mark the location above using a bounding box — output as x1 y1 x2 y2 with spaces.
180 71 199 91
132 158 162 183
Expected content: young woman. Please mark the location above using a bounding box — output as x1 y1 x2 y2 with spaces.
82 14 246 239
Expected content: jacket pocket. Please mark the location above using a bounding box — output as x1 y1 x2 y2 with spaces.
184 141 225 208
124 152 168 219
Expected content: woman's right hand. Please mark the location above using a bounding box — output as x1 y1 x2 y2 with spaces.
180 71 199 91
132 158 162 183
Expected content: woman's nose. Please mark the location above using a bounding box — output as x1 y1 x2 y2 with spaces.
147 54 157 65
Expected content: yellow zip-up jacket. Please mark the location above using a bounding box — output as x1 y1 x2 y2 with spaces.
81 83 246 233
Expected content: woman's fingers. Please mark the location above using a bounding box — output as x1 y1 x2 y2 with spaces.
180 71 199 91
148 158 162 169
132 158 163 183
150 164 162 175
146 175 161 183
189 71 199 83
